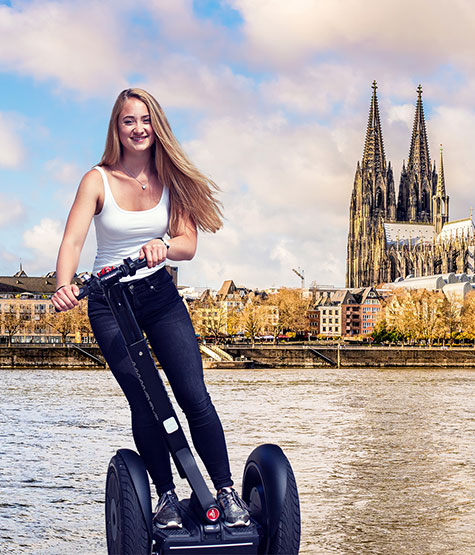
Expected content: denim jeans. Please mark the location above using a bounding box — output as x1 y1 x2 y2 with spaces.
88 266 232 494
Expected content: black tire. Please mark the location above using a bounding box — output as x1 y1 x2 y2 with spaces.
105 453 151 555
242 444 300 555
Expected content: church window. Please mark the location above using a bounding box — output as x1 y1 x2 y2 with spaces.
375 187 383 209
422 190 429 212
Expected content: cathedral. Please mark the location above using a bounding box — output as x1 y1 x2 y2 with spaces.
346 82 475 288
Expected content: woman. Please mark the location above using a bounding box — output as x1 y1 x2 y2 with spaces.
52 88 249 529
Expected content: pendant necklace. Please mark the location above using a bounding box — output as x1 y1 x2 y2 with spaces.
120 164 148 190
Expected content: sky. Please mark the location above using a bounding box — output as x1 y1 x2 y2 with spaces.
1 0 475 290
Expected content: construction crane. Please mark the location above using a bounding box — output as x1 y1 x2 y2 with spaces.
292 267 305 289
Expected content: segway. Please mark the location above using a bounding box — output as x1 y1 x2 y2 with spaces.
77 257 300 554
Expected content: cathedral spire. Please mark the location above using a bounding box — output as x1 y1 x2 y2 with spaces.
362 81 386 174
408 84 431 180
432 143 449 234
397 84 434 223
436 144 446 196
346 81 394 287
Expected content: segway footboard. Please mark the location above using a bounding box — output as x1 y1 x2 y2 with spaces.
153 506 260 554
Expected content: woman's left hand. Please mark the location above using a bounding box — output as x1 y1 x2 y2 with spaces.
139 238 169 268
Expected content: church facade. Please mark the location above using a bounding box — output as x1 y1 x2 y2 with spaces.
346 82 475 288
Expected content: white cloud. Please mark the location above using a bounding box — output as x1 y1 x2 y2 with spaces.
21 217 96 275
0 112 26 168
45 158 82 185
231 0 475 70
3 0 475 291
178 112 355 288
0 0 132 96
428 106 475 219
142 55 255 115
0 193 25 226
23 218 64 268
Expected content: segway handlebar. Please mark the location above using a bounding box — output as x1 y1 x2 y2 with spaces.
76 256 149 300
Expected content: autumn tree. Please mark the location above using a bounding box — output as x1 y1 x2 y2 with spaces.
460 291 475 340
264 288 311 341
188 294 227 340
44 301 89 343
440 296 462 344
382 289 446 344
1 310 23 346
205 302 228 341
240 301 265 344
75 300 92 342
226 306 241 338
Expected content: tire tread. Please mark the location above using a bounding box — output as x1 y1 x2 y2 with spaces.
268 457 300 555
107 455 150 555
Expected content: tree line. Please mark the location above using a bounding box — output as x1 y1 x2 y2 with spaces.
0 300 91 345
373 289 475 345
190 288 311 343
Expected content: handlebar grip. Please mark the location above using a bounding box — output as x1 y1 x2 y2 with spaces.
133 257 149 271
76 286 89 301
138 257 149 268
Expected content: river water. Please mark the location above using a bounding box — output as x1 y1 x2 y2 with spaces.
0 367 474 554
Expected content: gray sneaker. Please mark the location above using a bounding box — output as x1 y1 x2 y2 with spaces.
217 487 250 527
153 490 183 529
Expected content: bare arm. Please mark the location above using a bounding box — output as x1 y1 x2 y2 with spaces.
139 214 197 267
52 170 102 311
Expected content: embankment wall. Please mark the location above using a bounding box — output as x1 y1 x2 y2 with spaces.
223 345 475 368
0 344 105 369
2 344 475 369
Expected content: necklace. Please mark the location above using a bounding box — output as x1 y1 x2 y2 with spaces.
120 164 148 190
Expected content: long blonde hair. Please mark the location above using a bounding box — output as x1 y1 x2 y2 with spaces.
99 88 223 235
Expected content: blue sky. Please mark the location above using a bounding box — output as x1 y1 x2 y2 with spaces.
1 0 475 289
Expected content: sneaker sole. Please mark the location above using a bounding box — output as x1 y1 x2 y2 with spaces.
154 520 183 529
224 519 251 527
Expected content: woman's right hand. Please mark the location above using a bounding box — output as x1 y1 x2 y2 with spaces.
51 284 80 312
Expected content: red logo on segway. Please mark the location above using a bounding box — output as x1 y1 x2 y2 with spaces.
98 265 115 276
206 508 220 522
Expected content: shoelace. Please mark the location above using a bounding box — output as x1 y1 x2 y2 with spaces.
220 489 249 511
157 490 180 512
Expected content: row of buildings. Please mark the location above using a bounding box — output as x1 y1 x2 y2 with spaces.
3 264 475 343
186 279 387 340
0 264 386 343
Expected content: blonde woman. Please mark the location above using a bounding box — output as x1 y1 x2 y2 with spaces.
52 89 249 529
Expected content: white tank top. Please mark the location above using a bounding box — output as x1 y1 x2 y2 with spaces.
92 165 170 282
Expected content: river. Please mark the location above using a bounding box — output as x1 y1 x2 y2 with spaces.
0 368 474 554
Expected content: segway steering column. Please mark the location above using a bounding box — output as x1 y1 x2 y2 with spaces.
78 257 220 524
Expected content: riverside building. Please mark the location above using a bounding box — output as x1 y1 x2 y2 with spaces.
0 264 178 344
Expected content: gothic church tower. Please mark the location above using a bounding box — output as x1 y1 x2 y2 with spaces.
396 85 437 222
346 82 396 287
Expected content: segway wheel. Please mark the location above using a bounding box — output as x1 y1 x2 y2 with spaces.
105 452 151 555
242 444 300 555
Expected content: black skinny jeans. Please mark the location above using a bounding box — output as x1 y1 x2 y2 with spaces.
87 267 233 494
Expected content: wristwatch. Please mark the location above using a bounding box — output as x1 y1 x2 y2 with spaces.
158 237 170 249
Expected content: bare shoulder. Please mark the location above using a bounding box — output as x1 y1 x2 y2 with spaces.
80 167 103 190
76 167 104 200
69 168 104 216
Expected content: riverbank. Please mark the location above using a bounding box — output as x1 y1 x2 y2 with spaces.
223 344 475 368
2 343 475 368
